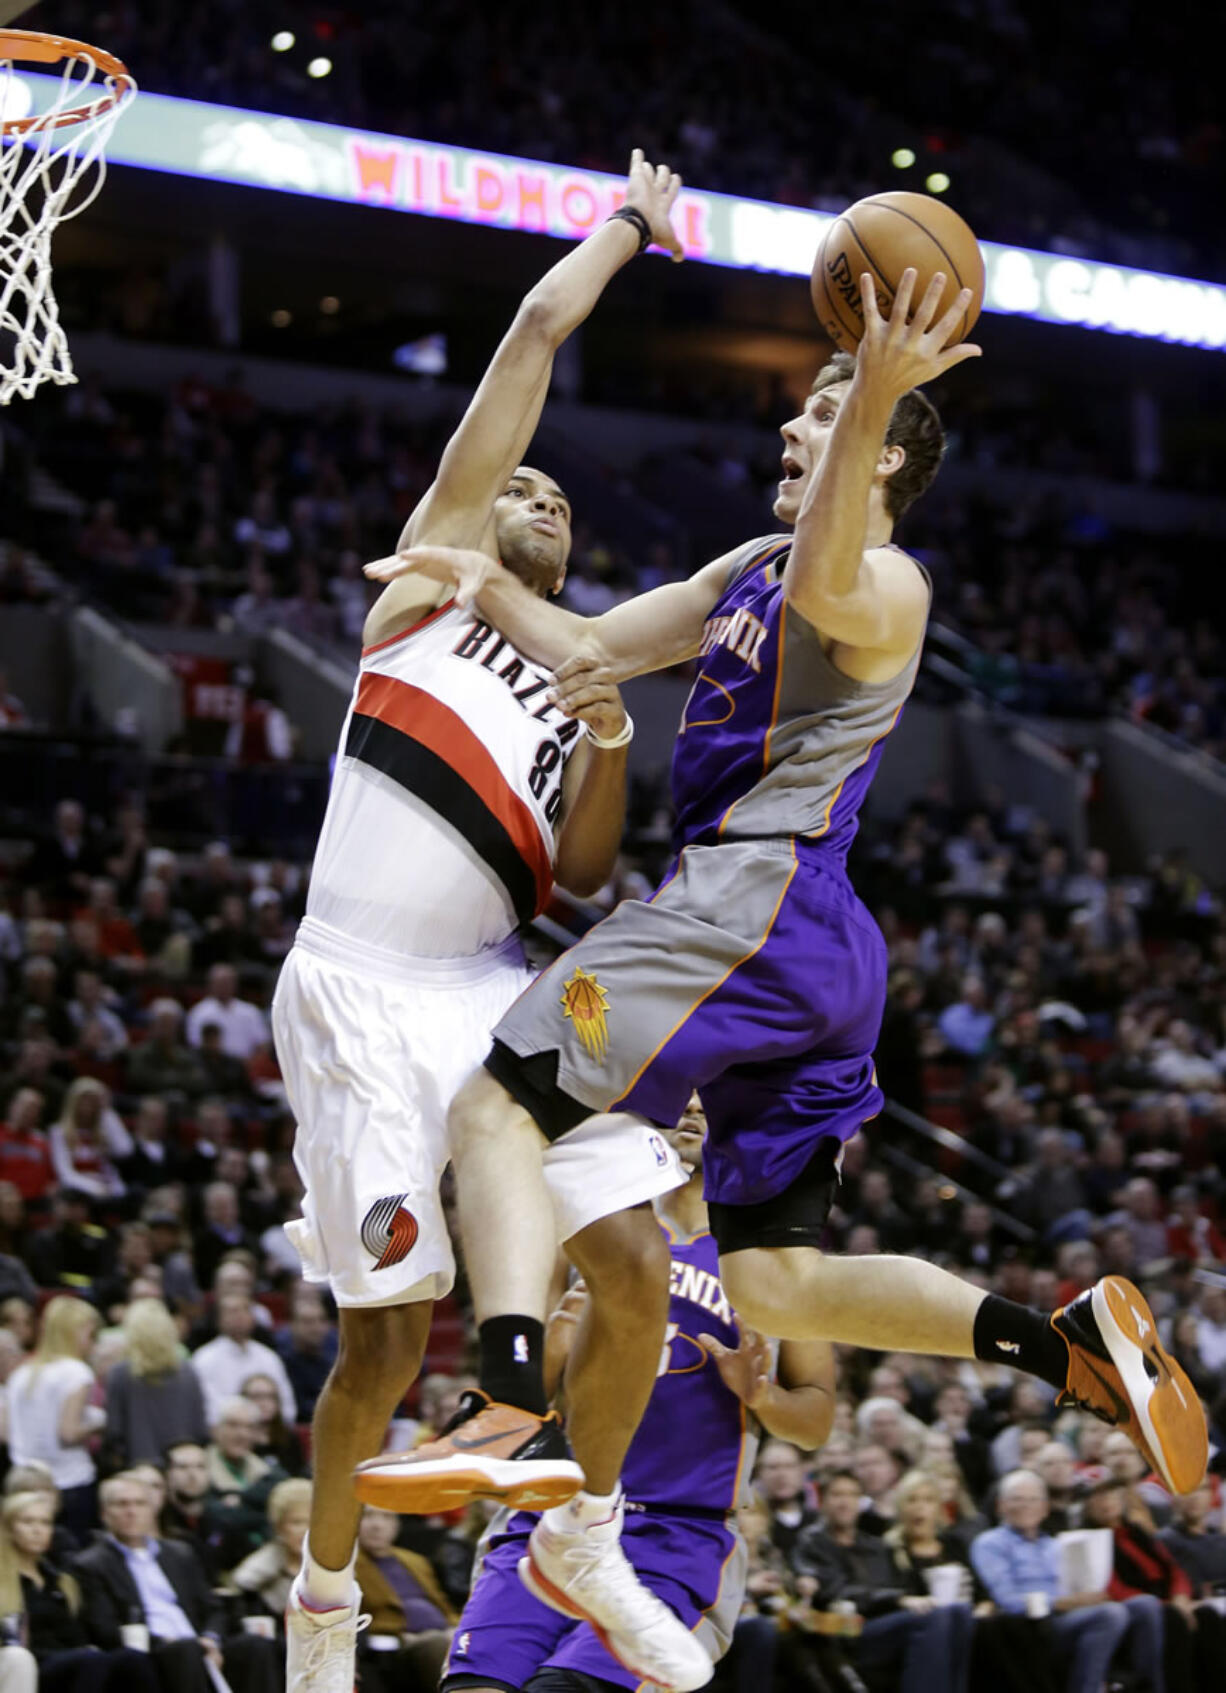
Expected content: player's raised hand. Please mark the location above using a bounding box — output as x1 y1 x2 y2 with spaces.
364 544 494 608
623 147 685 263
546 654 628 744
697 1326 773 1412
857 267 982 399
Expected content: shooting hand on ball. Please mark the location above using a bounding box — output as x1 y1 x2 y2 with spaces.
858 268 982 399
623 147 685 262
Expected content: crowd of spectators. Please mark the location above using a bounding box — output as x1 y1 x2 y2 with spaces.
1 372 660 664
913 496 1225 751
858 781 1224 1117
0 765 1222 1690
29 0 1223 277
714 786 1226 1690
3 367 1222 765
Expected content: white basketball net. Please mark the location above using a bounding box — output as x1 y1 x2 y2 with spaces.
0 49 135 404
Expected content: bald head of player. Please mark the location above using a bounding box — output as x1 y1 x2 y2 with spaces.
493 465 573 597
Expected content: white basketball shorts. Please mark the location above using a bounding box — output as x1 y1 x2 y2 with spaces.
272 916 684 1308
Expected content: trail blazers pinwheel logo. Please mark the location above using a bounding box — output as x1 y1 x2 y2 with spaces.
361 1195 418 1269
561 966 611 1061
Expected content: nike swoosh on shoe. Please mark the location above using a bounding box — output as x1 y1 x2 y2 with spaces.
451 1425 536 1451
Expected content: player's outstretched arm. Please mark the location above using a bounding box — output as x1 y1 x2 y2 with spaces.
364 152 682 647
784 268 979 655
366 545 735 680
401 149 682 556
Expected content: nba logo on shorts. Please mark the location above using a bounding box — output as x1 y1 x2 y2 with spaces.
360 1194 418 1269
649 1132 668 1168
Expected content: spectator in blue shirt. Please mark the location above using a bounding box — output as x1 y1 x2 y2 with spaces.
938 975 996 1058
971 1469 1163 1693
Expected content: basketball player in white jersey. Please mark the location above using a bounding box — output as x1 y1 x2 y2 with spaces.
274 153 711 1693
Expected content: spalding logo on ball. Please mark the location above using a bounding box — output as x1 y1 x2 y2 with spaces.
812 191 985 351
361 1193 419 1269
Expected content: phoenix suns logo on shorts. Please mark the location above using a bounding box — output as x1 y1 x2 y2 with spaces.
560 965 610 1061
360 1195 418 1269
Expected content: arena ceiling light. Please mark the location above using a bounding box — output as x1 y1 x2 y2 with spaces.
10 73 1226 352
270 31 295 52
306 57 332 79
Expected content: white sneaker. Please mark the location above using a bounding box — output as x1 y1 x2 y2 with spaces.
285 1576 370 1693
518 1501 712 1692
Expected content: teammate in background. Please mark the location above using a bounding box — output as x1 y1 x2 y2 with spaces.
360 272 1208 1531
441 1094 835 1693
277 154 711 1693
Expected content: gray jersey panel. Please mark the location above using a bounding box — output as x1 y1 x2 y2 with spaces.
721 562 928 842
493 840 801 1112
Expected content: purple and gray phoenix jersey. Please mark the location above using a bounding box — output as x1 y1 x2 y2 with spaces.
490 530 928 1212
672 534 925 861
442 1228 758 1692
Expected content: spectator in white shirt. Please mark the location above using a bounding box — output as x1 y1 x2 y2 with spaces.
6 1295 104 1535
48 1078 131 1200
1148 1019 1222 1095
185 965 268 1061
190 1294 296 1427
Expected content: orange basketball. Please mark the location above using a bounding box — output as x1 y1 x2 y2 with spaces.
811 191 985 352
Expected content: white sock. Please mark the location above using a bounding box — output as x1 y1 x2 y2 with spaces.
299 1536 358 1610
543 1486 622 1537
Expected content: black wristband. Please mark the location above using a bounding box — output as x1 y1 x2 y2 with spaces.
607 205 652 253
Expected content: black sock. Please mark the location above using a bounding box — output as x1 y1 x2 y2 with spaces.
477 1315 548 1415
972 1294 1069 1390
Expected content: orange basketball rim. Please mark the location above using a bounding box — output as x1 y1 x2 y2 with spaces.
0 28 137 404
0 29 134 134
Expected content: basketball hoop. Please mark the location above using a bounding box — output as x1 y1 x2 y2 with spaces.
0 30 136 404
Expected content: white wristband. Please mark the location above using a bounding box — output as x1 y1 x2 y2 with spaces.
586 713 634 750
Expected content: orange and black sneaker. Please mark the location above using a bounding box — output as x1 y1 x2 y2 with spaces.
1051 1276 1208 1496
353 1389 583 1514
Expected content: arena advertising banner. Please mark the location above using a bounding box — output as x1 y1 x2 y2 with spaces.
12 74 1226 350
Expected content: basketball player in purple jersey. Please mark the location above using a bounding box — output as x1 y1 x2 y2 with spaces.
361 272 1207 1556
440 1095 835 1693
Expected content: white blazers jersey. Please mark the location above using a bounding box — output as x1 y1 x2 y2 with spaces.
306 597 585 958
